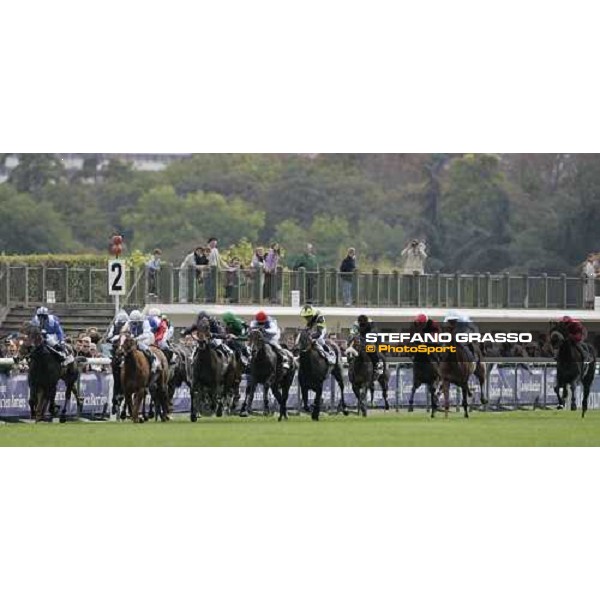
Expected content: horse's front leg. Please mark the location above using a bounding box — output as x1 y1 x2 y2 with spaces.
311 385 323 421
380 375 390 411
408 383 419 413
570 384 577 411
441 380 450 418
462 385 469 418
262 384 270 417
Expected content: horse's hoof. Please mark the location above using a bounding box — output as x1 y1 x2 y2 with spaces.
239 410 248 418
384 402 390 411
278 415 283 422
408 405 414 413
190 413 197 422
216 406 223 418
464 412 469 419
311 415 319 421
59 415 67 424
556 405 564 410
570 404 577 412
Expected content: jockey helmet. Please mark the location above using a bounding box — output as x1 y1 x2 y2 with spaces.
457 314 472 323
36 307 49 317
130 310 143 322
357 315 370 325
255 311 268 324
415 313 428 324
148 307 161 317
116 309 129 321
222 312 236 326
197 310 210 321
300 304 316 319
561 315 573 323
444 309 461 323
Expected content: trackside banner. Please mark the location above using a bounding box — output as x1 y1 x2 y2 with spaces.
2 365 600 418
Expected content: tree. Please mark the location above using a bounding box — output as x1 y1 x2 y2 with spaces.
0 185 76 253
8 154 65 193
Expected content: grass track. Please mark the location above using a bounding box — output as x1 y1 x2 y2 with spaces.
1 410 600 446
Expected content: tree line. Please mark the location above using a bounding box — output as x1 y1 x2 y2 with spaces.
0 153 598 274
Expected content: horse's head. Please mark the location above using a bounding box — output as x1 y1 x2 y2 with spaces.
18 325 44 360
248 328 265 356
195 319 211 349
549 322 566 349
294 328 314 354
121 333 137 355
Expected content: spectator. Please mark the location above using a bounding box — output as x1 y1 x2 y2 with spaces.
339 247 356 306
294 243 319 302
225 257 243 303
179 246 208 302
264 243 281 303
206 238 227 302
146 249 162 296
85 327 101 345
401 239 427 275
583 253 597 309
251 246 265 270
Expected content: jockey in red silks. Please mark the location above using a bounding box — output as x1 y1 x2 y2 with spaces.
413 313 440 335
560 316 589 363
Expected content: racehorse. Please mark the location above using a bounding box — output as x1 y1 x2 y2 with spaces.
369 355 391 411
346 337 373 417
549 323 596 417
407 347 441 416
190 320 229 421
294 328 347 421
120 333 169 422
19 324 82 422
241 328 296 421
439 343 486 418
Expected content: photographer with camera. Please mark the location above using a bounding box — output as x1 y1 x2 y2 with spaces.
401 238 428 275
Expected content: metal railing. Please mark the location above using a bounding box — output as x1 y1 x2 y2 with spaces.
0 263 595 309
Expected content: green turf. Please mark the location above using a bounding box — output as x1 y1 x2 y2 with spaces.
0 409 599 446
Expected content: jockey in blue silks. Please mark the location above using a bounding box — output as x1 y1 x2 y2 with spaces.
30 306 73 364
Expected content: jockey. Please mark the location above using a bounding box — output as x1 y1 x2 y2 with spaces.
444 310 478 362
222 311 250 366
350 314 384 375
300 304 336 364
560 315 589 363
107 309 130 344
413 312 440 335
148 308 175 363
183 310 232 357
249 310 290 368
31 306 73 365
125 309 159 372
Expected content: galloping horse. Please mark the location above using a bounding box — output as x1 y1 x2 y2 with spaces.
190 320 229 421
549 322 596 417
346 336 373 417
241 328 296 420
19 324 82 422
120 333 169 422
294 328 347 421
439 343 486 419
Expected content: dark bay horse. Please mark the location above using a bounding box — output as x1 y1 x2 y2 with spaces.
294 328 347 421
190 321 229 421
346 338 373 417
439 344 486 418
19 325 82 422
242 328 296 420
407 350 441 416
550 323 596 417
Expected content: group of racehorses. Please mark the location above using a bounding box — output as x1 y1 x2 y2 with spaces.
9 318 597 422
